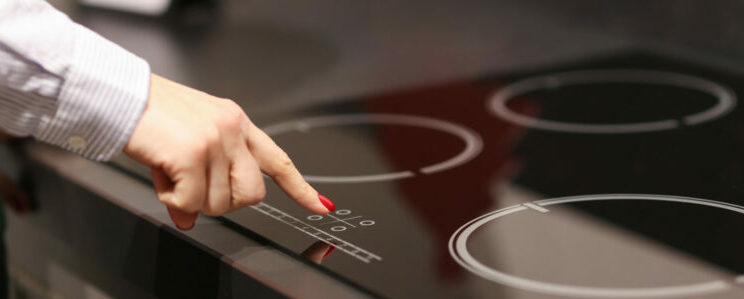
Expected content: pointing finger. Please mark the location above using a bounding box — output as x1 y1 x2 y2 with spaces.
242 118 333 214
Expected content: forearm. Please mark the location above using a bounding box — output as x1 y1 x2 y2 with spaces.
0 1 333 229
0 0 150 161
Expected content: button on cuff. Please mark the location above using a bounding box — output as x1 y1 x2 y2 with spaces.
67 134 87 150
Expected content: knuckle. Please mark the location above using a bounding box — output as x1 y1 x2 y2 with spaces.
212 103 246 138
202 204 228 216
234 184 266 206
243 116 256 130
158 195 177 208
216 111 242 132
252 185 267 201
185 140 209 158
219 100 244 120
204 128 221 145
272 154 295 176
225 99 244 112
167 198 200 213
201 207 217 216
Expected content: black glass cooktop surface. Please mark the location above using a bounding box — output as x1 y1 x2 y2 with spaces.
221 52 744 298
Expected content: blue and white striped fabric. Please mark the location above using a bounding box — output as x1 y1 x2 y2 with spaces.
0 0 150 161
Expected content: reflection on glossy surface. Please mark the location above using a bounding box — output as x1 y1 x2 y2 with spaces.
262 114 483 183
74 1 337 113
226 52 744 298
301 241 335 264
489 69 737 133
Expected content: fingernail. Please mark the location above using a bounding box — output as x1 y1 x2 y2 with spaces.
318 194 335 212
322 246 335 259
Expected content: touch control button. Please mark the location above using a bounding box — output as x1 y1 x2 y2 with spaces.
67 135 87 150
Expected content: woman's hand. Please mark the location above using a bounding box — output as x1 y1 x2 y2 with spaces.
123 74 334 230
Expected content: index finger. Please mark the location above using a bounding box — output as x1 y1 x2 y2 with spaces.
242 118 334 214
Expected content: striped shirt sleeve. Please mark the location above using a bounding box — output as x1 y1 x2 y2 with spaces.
0 0 150 161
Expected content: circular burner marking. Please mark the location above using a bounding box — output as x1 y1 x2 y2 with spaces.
449 194 744 298
262 114 483 183
488 70 737 133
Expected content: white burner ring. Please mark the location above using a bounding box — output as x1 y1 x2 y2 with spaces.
449 194 744 298
488 70 737 133
262 114 483 183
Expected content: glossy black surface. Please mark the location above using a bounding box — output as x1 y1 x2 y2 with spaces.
219 52 744 298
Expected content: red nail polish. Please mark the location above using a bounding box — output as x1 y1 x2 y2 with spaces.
322 246 335 259
318 194 336 212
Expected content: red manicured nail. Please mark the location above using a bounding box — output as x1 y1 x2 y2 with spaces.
322 246 335 259
318 194 335 212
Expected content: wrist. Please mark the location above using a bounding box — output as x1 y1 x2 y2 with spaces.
32 24 151 161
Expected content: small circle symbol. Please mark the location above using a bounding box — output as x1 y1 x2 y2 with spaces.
331 226 347 232
359 220 376 226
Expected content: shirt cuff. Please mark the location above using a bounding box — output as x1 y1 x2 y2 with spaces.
33 23 150 161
